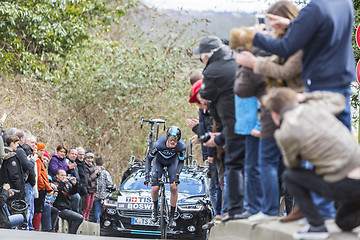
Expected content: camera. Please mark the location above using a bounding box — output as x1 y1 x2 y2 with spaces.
198 132 211 143
256 14 266 24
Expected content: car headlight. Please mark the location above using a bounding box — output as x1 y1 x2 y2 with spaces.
180 213 193 220
106 208 117 215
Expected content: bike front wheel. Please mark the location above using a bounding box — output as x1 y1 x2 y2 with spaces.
159 192 168 239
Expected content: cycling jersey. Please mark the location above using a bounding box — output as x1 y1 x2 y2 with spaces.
145 135 186 185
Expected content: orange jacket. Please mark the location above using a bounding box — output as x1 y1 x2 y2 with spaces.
36 158 52 192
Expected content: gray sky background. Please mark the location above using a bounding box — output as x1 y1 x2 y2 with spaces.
142 0 298 13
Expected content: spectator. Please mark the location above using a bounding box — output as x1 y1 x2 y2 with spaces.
75 147 88 196
187 79 223 228
262 88 360 239
66 148 81 213
32 142 53 231
0 136 26 207
93 157 113 223
48 144 75 180
252 0 355 129
230 1 302 221
0 183 24 229
188 68 204 85
53 169 83 234
83 151 100 221
194 35 245 222
42 182 59 232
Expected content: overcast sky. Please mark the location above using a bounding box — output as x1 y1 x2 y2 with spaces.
142 0 290 13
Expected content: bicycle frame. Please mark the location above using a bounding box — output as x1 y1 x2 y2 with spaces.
155 168 170 239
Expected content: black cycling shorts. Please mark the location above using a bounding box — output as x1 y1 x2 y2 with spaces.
150 157 178 186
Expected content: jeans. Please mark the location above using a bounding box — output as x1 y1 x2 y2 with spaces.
25 183 34 230
59 209 84 234
70 193 81 213
93 199 101 223
41 203 51 231
4 204 24 228
259 138 282 216
244 135 262 214
83 193 95 220
208 167 219 216
309 86 351 130
284 168 360 230
214 169 222 216
224 136 245 215
221 169 228 215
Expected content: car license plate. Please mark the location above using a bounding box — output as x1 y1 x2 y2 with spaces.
131 217 159 226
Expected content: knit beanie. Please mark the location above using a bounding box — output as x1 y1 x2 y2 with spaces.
37 142 46 150
84 151 95 159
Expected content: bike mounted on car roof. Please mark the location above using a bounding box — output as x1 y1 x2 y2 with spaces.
140 116 167 160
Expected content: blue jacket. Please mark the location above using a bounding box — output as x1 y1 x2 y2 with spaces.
234 96 260 135
253 0 356 91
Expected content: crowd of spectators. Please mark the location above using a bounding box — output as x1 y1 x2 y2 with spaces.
188 0 358 239
0 128 113 234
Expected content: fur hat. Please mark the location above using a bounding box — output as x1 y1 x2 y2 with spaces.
229 27 255 51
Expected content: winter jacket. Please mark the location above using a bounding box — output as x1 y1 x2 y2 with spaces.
234 96 260 135
199 46 238 140
0 149 26 200
95 166 113 200
53 179 79 211
275 91 360 183
0 188 11 229
15 145 35 185
84 162 98 194
35 157 52 192
253 0 355 91
75 158 88 196
48 153 69 179
253 50 304 93
0 139 4 167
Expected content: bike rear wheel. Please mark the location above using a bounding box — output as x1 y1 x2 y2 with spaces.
159 189 168 239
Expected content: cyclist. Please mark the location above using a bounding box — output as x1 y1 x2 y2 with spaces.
144 126 186 227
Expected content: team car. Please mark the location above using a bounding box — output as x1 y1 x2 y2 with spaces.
100 166 213 239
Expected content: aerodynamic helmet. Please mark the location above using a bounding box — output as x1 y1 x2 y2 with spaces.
166 126 181 142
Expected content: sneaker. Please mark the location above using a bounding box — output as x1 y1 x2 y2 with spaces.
151 208 158 223
292 224 329 240
168 216 176 228
221 212 253 222
248 212 278 222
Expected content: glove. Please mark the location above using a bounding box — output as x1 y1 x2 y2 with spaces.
144 173 150 186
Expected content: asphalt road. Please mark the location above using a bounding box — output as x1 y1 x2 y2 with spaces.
0 229 153 240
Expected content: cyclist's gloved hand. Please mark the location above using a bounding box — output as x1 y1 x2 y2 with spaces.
144 173 150 186
174 174 180 184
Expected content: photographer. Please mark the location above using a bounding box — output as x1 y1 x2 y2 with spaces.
187 79 226 227
53 169 83 234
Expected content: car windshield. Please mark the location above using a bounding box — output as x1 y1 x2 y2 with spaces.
120 174 205 195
